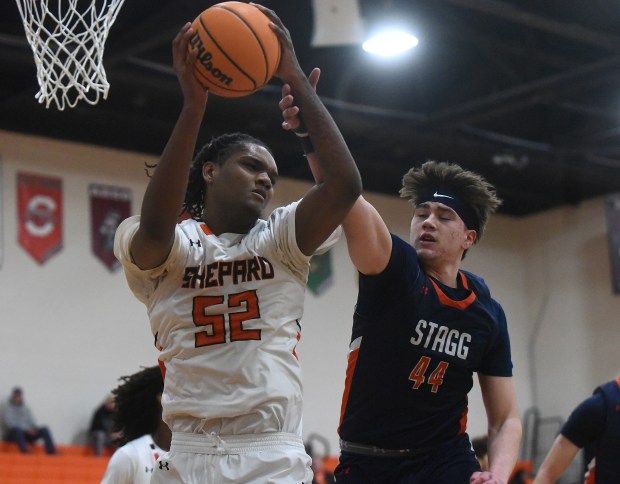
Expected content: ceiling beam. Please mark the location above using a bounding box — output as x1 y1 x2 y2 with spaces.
418 56 620 128
437 0 620 52
105 3 185 64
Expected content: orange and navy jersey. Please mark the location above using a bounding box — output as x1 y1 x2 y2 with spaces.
338 234 512 450
561 378 620 484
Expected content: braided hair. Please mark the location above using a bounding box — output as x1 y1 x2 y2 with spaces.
111 366 163 445
183 132 271 220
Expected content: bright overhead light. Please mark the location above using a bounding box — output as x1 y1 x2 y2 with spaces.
362 30 419 57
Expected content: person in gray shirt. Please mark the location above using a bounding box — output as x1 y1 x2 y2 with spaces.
2 387 56 454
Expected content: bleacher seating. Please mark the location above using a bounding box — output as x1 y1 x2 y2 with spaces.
0 443 110 483
0 444 533 483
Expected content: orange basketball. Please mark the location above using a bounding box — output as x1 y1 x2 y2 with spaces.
189 1 281 97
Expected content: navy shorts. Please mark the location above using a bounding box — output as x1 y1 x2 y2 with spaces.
334 434 480 484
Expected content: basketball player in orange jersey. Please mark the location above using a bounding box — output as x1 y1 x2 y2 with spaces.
113 4 362 483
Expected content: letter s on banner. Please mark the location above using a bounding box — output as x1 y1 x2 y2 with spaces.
17 172 63 264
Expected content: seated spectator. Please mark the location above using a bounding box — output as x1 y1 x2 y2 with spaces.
90 393 121 456
2 387 56 454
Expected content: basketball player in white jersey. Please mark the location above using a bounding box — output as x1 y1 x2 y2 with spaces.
101 366 170 484
113 5 362 483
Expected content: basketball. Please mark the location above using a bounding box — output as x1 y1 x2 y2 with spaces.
189 1 281 97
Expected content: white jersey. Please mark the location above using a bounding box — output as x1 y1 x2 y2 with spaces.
100 434 164 484
114 202 339 437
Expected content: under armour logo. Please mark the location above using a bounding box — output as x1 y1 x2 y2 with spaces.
159 461 170 470
190 239 201 247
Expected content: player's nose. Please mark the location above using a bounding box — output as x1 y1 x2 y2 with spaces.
256 171 272 189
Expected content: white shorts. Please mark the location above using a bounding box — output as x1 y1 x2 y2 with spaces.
150 431 313 484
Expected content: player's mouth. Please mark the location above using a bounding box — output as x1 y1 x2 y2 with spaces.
418 233 436 245
252 188 267 202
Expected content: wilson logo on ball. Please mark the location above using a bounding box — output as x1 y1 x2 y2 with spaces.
190 33 233 86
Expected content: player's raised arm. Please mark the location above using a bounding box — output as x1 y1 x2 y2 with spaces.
256 3 362 256
130 23 208 270
279 71 391 275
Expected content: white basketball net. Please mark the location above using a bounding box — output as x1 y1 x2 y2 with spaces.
15 0 126 110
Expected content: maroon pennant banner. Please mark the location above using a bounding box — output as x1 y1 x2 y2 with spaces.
17 172 63 264
89 184 131 271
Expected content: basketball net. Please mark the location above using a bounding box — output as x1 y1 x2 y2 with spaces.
15 0 126 110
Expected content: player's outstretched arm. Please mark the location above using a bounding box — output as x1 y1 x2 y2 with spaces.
256 3 362 256
279 70 391 274
471 375 522 484
279 68 322 183
342 198 392 275
131 23 208 270
532 434 580 484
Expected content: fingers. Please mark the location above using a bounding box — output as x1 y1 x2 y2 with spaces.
281 82 291 98
281 106 300 131
251 2 293 54
172 22 195 65
308 68 321 91
173 22 192 43
469 471 503 484
173 22 193 49
278 93 294 111
250 3 280 26
251 3 283 34
171 22 209 102
278 91 300 131
277 65 322 134
282 106 300 118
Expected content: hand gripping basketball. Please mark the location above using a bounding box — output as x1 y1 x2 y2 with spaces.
188 1 281 97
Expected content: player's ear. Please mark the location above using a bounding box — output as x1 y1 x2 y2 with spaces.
464 229 477 248
202 161 216 183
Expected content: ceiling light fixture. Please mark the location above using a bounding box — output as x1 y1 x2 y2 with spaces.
361 1 418 57
362 29 418 57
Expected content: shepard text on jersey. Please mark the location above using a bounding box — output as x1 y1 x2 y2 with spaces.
182 257 275 288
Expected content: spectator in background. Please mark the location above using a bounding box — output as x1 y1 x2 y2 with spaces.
534 377 620 484
473 435 532 484
101 366 171 484
89 393 121 456
310 454 336 484
2 387 56 454
305 437 336 484
472 435 489 472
